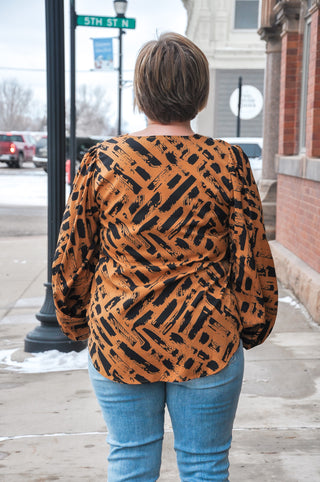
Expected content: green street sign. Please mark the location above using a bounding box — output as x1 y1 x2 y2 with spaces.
77 15 136 29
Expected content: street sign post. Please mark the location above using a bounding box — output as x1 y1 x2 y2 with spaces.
75 12 136 137
77 15 136 29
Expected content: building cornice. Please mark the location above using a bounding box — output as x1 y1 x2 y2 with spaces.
274 0 301 33
259 0 301 38
258 24 282 43
309 0 320 15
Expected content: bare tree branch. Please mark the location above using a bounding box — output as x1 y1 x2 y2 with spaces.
66 84 116 137
0 79 33 130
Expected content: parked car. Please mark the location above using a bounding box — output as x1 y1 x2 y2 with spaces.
33 136 47 168
0 132 36 168
221 137 263 182
33 136 104 173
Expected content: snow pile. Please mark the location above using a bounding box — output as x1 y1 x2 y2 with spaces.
0 348 88 373
279 296 300 308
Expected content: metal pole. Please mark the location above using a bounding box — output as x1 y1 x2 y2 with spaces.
70 0 77 186
117 27 123 136
25 0 86 353
237 76 242 137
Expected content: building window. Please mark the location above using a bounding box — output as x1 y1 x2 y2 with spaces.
299 18 311 150
234 0 260 29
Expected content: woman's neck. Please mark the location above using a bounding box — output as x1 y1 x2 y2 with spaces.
130 120 195 136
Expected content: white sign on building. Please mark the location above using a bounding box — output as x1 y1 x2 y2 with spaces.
229 85 263 120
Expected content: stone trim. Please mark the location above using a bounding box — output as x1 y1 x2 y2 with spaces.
270 240 320 324
258 24 283 44
274 1 301 34
305 157 320 181
276 154 320 181
309 0 320 16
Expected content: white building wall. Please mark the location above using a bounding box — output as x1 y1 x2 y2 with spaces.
182 0 266 137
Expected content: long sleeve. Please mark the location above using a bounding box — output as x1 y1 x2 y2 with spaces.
52 150 100 341
229 145 278 349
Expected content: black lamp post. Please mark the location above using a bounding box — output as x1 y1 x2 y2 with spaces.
113 0 128 135
70 0 77 187
236 76 242 137
24 0 86 353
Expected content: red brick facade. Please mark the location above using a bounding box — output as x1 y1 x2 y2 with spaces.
276 174 320 272
276 2 320 276
259 0 320 320
278 31 302 155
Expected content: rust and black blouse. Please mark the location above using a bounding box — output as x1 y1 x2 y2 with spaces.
52 135 278 384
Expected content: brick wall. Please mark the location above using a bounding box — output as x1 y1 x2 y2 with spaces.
276 174 320 272
278 31 302 155
306 8 320 157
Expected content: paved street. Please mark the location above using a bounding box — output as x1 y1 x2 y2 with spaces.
0 162 70 237
0 205 46 237
0 164 319 481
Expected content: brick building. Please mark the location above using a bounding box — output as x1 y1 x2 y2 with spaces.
258 0 320 322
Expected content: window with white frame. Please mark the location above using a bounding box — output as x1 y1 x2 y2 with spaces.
299 15 311 150
234 0 260 29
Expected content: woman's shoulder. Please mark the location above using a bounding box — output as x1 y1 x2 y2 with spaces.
198 136 239 163
88 136 126 163
93 136 123 151
91 134 237 169
206 137 235 151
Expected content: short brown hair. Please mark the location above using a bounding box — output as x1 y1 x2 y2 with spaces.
134 32 209 124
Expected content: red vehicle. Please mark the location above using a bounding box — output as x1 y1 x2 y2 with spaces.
0 132 36 168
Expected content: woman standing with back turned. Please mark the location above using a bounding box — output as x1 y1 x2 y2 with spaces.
52 32 278 482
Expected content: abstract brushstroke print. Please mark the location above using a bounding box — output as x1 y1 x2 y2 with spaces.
52 135 278 384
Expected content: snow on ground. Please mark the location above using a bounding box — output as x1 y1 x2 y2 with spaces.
0 171 47 206
0 348 88 373
0 167 70 207
279 296 300 308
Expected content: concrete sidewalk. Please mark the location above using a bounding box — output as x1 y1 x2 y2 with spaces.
0 235 319 481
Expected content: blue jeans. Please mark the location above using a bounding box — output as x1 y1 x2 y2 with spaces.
88 342 244 482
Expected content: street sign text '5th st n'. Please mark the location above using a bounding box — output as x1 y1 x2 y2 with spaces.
77 15 136 29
